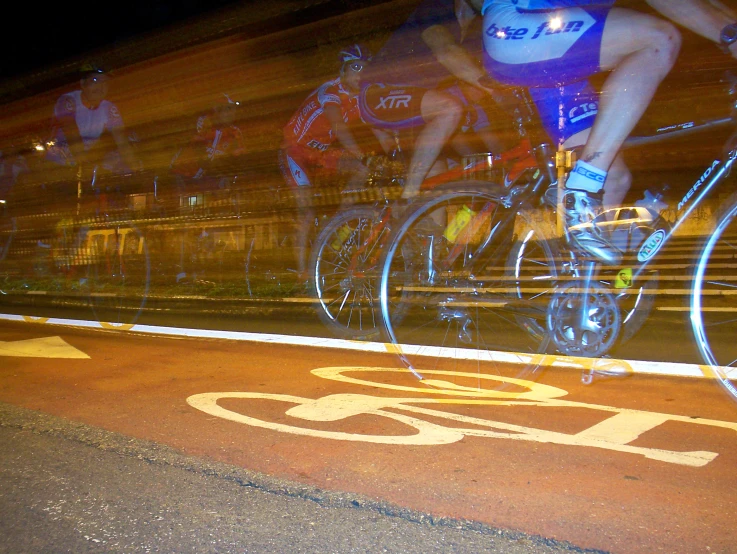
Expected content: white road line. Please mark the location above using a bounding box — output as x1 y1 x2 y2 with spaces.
0 312 717 380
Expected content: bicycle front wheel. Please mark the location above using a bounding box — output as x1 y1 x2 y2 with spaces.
379 185 555 389
86 225 150 327
310 206 388 340
691 197 737 403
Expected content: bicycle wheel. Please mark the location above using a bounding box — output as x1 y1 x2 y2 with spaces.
379 184 555 389
86 224 150 327
691 197 737 403
506 209 559 345
0 215 14 263
310 205 389 340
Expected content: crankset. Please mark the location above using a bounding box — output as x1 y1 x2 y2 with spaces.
547 283 621 358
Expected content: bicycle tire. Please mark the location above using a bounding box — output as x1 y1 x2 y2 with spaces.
309 205 388 340
691 195 737 403
0 215 15 263
506 208 559 346
378 182 555 389
86 224 150 327
243 214 311 299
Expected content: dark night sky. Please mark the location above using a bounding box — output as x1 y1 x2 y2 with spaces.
1 0 244 81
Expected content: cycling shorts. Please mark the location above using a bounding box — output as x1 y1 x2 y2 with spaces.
278 143 342 188
529 80 600 143
482 3 611 141
359 82 489 135
359 84 427 131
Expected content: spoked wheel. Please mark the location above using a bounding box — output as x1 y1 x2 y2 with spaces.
379 185 557 390
692 197 737 404
0 215 14 263
506 210 560 345
310 206 389 340
85 225 150 327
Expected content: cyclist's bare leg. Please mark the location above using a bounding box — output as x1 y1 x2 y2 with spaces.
564 129 631 210
450 126 504 158
578 8 681 171
338 157 369 199
401 89 462 199
560 9 679 264
295 188 313 277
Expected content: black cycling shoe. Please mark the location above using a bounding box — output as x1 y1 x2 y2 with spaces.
564 190 622 266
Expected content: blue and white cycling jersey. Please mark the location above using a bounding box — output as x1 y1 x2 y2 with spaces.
481 0 615 141
481 0 615 14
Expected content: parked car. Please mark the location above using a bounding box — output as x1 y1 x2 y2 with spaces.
570 206 660 252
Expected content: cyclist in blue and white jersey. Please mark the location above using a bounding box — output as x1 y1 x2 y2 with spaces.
475 0 737 264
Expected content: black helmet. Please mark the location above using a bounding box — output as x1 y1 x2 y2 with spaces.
79 63 108 81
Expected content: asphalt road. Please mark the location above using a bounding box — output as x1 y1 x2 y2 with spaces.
0 315 735 553
0 404 572 554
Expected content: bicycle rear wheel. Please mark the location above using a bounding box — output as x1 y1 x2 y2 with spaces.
691 197 737 403
310 205 388 340
379 185 555 389
0 215 14 263
86 225 150 327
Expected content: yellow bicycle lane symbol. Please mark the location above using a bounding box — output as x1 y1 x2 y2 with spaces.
186 367 737 468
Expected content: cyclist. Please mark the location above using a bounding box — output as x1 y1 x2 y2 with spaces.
169 93 246 201
45 65 141 207
278 44 372 278
0 143 29 210
476 0 737 264
359 0 502 200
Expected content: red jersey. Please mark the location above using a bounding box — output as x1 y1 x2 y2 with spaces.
171 114 245 180
283 78 361 152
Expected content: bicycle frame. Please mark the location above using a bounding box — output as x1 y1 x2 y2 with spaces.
618 117 737 282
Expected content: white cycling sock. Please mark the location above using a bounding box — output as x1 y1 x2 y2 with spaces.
565 160 607 194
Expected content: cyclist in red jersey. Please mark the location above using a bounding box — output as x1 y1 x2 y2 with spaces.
279 44 372 278
170 93 246 197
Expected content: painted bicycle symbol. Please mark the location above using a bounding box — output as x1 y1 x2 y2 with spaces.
187 367 737 467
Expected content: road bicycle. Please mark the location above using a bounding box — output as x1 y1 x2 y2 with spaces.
309 133 538 340
0 205 14 265
377 76 737 404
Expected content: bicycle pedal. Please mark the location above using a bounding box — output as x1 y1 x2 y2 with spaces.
581 359 634 385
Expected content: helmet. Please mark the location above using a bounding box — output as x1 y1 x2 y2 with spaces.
338 44 372 65
218 93 241 106
79 63 107 80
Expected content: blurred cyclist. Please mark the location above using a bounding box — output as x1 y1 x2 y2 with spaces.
477 0 737 264
360 0 501 200
0 142 29 212
169 93 246 200
45 64 141 208
278 44 372 278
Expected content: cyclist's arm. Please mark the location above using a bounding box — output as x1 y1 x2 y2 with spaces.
55 114 88 166
111 127 141 172
324 103 363 159
421 24 494 94
647 0 737 56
